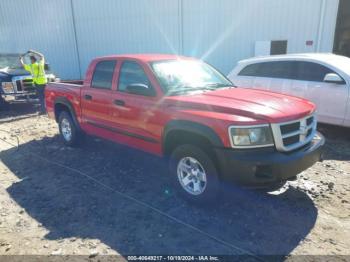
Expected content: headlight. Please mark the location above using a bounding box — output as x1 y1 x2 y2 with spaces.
229 125 274 148
1 82 14 94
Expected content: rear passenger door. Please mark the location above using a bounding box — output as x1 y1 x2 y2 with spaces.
292 61 348 125
81 59 117 127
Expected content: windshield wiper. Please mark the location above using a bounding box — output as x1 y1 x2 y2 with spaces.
205 83 236 88
167 86 214 96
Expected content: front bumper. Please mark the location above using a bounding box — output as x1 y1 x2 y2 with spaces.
214 132 325 186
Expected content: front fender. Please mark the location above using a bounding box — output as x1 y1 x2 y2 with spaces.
163 120 224 147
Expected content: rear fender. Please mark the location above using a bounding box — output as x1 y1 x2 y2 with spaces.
54 97 81 131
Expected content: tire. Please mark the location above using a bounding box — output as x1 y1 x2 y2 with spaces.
169 144 220 204
58 111 81 146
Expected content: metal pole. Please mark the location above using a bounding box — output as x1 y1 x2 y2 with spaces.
178 0 184 55
316 0 326 52
70 0 82 79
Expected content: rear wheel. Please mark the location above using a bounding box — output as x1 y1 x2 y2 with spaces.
58 111 81 146
170 144 220 204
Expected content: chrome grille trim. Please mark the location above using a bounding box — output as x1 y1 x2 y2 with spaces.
12 75 34 94
271 113 317 152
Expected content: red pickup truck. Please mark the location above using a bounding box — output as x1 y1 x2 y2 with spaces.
46 54 325 203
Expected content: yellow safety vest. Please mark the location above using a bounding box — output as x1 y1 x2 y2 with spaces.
23 61 47 85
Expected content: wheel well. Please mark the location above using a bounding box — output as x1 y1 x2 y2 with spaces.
54 103 71 122
163 130 220 171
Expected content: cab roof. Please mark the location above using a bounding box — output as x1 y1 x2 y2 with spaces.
96 54 193 62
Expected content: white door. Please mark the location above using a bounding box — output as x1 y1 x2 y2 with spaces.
291 61 348 125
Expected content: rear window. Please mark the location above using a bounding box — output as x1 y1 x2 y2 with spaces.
91 60 116 89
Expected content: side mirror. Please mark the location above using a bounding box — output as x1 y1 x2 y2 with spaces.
44 63 50 71
323 73 344 84
126 83 155 96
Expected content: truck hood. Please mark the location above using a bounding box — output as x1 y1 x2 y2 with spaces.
0 71 13 82
0 68 30 77
164 88 315 123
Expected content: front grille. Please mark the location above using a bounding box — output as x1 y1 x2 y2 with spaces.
306 116 314 126
271 114 317 152
22 79 34 90
280 122 300 135
16 80 22 91
14 79 34 93
283 135 300 146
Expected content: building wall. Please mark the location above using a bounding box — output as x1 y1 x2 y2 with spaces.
0 0 339 79
0 0 80 79
182 0 339 75
71 0 181 77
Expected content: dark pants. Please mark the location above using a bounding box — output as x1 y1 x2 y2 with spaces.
35 84 46 113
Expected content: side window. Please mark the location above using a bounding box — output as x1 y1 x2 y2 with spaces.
238 63 261 77
295 62 335 82
239 61 294 79
91 60 116 89
258 61 294 79
118 61 154 96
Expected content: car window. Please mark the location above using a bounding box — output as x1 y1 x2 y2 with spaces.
151 60 232 93
258 61 294 79
118 61 152 93
239 61 294 79
238 63 261 77
91 60 116 89
294 61 338 82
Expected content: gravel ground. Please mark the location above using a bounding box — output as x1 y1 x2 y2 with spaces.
0 103 349 261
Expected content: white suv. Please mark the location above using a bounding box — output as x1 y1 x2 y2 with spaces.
228 53 350 128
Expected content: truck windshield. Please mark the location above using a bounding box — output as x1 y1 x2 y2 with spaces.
151 60 233 95
0 54 22 69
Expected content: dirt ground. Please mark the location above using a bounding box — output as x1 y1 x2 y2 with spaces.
0 103 349 261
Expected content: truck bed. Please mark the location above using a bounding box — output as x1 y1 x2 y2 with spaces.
46 80 83 120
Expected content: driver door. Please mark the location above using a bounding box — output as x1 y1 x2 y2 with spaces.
110 60 160 146
291 61 348 125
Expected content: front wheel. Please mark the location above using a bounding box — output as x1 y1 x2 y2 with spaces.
169 144 220 204
58 111 81 146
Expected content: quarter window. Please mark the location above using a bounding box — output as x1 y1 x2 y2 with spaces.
91 60 116 89
238 63 261 77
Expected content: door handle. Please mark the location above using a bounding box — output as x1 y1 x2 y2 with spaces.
114 99 125 106
84 94 92 100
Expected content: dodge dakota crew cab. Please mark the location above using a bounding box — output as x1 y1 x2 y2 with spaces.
46 54 325 203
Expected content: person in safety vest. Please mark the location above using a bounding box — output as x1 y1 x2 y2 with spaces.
20 50 47 114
